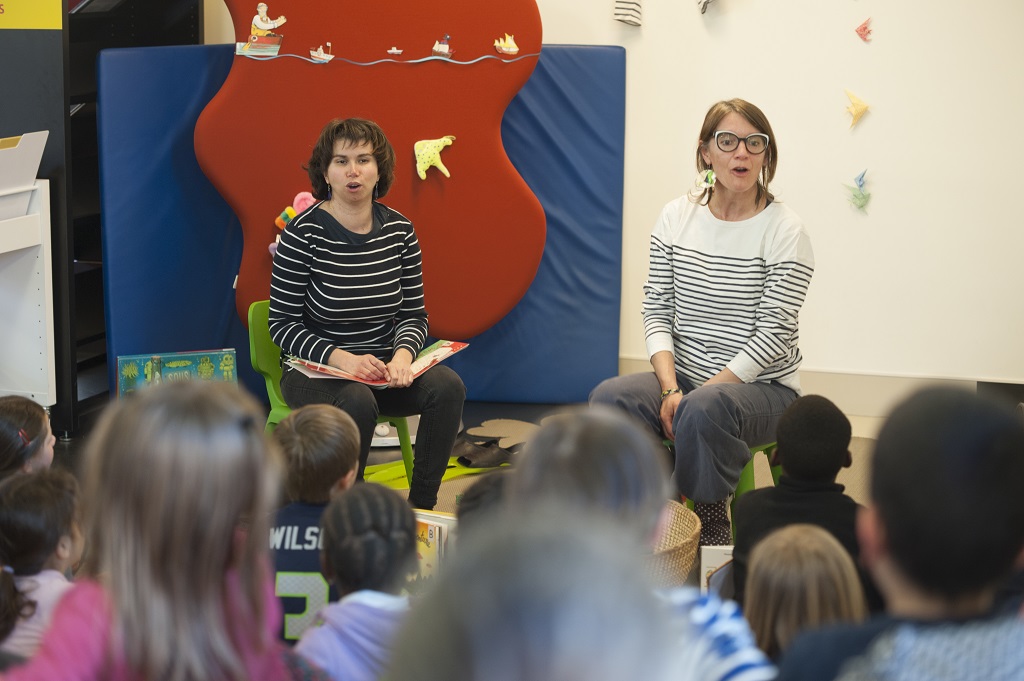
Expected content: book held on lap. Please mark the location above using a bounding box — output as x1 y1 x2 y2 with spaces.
286 340 468 387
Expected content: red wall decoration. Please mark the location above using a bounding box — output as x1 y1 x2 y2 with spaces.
195 0 545 340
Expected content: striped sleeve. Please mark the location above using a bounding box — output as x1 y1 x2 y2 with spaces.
727 223 814 382
391 215 428 359
658 587 777 681
643 229 677 358
269 211 338 365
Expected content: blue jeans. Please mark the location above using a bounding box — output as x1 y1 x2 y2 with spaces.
281 364 465 509
590 372 797 503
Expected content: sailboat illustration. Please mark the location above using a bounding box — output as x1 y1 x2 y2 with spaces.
493 33 519 56
432 34 453 58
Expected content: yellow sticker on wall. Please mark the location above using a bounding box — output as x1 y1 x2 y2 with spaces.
0 0 63 30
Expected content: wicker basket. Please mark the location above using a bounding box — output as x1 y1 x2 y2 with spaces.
645 500 701 587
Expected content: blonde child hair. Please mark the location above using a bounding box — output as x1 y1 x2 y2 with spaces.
79 381 283 681
744 524 867 659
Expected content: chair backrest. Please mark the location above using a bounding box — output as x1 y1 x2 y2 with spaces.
247 299 287 410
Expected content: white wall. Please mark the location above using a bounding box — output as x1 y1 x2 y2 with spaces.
206 1 1024 415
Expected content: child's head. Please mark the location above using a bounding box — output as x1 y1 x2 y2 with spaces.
508 406 670 542
0 468 82 641
388 506 679 681
775 395 852 482
274 404 360 504
455 472 508 536
867 386 1024 602
0 396 56 479
745 524 867 659
80 381 282 680
320 483 417 595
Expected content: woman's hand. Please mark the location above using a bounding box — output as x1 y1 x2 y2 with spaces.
329 349 388 381
660 391 682 440
386 349 415 388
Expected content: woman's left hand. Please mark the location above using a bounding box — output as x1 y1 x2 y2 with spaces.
387 349 415 388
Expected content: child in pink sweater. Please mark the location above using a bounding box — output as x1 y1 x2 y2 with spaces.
0 382 328 681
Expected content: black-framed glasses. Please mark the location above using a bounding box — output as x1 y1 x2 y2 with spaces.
713 131 769 155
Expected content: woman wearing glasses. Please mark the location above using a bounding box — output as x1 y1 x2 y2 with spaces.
591 99 814 546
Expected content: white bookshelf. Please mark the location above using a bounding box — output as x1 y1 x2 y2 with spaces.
0 180 56 406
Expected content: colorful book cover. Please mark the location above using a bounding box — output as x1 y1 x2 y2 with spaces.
117 349 238 397
407 510 457 594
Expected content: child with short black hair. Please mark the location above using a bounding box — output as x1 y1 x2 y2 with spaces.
731 394 883 611
778 387 1024 681
295 483 417 681
271 404 361 643
0 468 82 658
0 397 56 481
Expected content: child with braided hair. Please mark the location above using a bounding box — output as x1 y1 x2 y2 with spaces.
295 483 418 681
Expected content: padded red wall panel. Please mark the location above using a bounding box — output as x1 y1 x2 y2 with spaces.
195 0 545 340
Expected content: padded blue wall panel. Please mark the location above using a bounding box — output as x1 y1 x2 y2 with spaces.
97 44 263 398
96 44 624 404
445 45 625 402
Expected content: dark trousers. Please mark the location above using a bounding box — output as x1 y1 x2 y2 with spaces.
281 364 465 509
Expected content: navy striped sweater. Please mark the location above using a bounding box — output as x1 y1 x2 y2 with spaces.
643 198 814 392
269 202 428 364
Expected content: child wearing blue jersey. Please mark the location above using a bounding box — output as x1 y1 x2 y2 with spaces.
271 404 360 643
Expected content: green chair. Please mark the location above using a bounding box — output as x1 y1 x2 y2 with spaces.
247 299 415 486
732 443 783 534
676 441 782 540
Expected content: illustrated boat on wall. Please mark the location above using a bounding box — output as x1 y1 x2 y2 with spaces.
387 46 403 55
493 33 519 56
235 34 283 56
310 43 334 62
432 36 453 58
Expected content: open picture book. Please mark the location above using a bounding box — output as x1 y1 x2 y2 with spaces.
285 339 468 387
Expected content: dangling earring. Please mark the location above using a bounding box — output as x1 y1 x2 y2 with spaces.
326 184 332 200
373 182 379 200
696 168 716 190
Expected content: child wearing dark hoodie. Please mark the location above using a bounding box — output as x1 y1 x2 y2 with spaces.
294 483 417 681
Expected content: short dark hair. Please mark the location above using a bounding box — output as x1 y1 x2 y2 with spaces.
273 404 359 504
320 483 417 594
872 387 1024 598
775 395 852 482
305 118 396 201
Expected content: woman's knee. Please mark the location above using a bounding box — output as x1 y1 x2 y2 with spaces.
421 366 466 405
675 387 738 436
589 376 628 407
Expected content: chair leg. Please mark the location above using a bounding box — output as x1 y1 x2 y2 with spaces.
379 416 415 487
